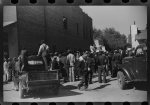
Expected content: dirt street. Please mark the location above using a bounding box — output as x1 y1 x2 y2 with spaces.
3 75 147 102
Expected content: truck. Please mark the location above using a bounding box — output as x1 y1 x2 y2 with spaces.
18 55 60 98
117 44 147 89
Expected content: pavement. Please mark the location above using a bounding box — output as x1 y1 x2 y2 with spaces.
3 75 147 102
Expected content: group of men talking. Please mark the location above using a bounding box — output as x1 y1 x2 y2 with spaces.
37 40 123 90
3 40 123 91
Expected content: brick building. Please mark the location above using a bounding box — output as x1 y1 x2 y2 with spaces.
3 6 93 58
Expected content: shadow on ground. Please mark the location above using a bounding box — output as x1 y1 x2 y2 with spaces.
24 84 82 99
3 89 14 91
107 78 117 83
92 83 111 90
134 81 147 91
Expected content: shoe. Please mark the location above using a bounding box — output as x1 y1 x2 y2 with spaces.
77 84 81 90
89 81 93 84
85 86 88 89
83 86 88 91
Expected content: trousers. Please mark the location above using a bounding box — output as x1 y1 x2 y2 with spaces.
4 71 9 82
42 56 48 71
98 65 107 83
78 71 89 88
69 66 75 82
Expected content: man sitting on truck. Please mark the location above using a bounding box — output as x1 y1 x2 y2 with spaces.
37 40 49 71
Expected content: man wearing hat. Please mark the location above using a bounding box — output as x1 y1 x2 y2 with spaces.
112 50 122 77
77 52 89 90
67 50 75 82
97 51 107 83
87 53 95 84
37 40 49 71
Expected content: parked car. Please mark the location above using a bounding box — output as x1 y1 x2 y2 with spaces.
117 44 147 89
19 55 60 98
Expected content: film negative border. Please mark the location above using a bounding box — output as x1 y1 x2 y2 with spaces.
0 0 150 105
0 101 149 105
2 0 150 5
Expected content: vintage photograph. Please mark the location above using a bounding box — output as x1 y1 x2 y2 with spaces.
3 6 147 102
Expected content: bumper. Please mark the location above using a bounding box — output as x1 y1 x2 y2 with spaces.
126 79 147 83
22 80 60 91
28 84 59 91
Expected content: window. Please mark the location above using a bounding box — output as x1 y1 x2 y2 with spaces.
63 16 68 29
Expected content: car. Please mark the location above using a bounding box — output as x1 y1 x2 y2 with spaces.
117 44 147 89
18 55 60 98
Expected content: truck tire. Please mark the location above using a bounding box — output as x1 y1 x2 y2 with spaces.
117 71 126 90
19 82 25 98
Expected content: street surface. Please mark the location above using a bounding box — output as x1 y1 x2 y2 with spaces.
3 75 147 102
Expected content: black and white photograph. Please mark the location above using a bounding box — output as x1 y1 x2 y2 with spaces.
3 6 147 102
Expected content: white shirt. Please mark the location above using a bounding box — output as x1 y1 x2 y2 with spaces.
3 61 8 73
67 53 75 66
38 43 49 56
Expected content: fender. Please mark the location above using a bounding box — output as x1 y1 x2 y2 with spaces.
118 67 134 82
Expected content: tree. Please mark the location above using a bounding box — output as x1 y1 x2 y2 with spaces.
93 28 104 45
92 27 127 51
103 28 127 50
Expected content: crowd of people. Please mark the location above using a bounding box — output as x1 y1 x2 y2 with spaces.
3 40 134 91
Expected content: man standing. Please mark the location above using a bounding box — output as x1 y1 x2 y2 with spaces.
77 52 89 90
13 57 20 91
59 52 68 82
87 53 95 84
112 50 122 77
3 58 8 83
37 40 49 71
97 51 107 83
108 51 113 76
7 58 13 82
67 50 75 82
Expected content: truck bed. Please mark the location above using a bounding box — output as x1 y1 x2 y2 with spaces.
23 70 60 89
27 70 59 81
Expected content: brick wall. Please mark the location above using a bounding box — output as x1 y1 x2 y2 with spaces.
17 6 92 53
4 23 19 58
17 6 45 53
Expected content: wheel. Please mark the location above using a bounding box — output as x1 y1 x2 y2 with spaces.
117 71 126 90
19 82 25 98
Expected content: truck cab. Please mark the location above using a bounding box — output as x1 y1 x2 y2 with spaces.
117 44 147 89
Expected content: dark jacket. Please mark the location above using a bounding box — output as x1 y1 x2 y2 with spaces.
59 56 67 77
78 58 88 76
52 58 59 70
98 54 107 66
87 57 95 69
74 59 81 76
112 53 122 64
59 56 67 69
